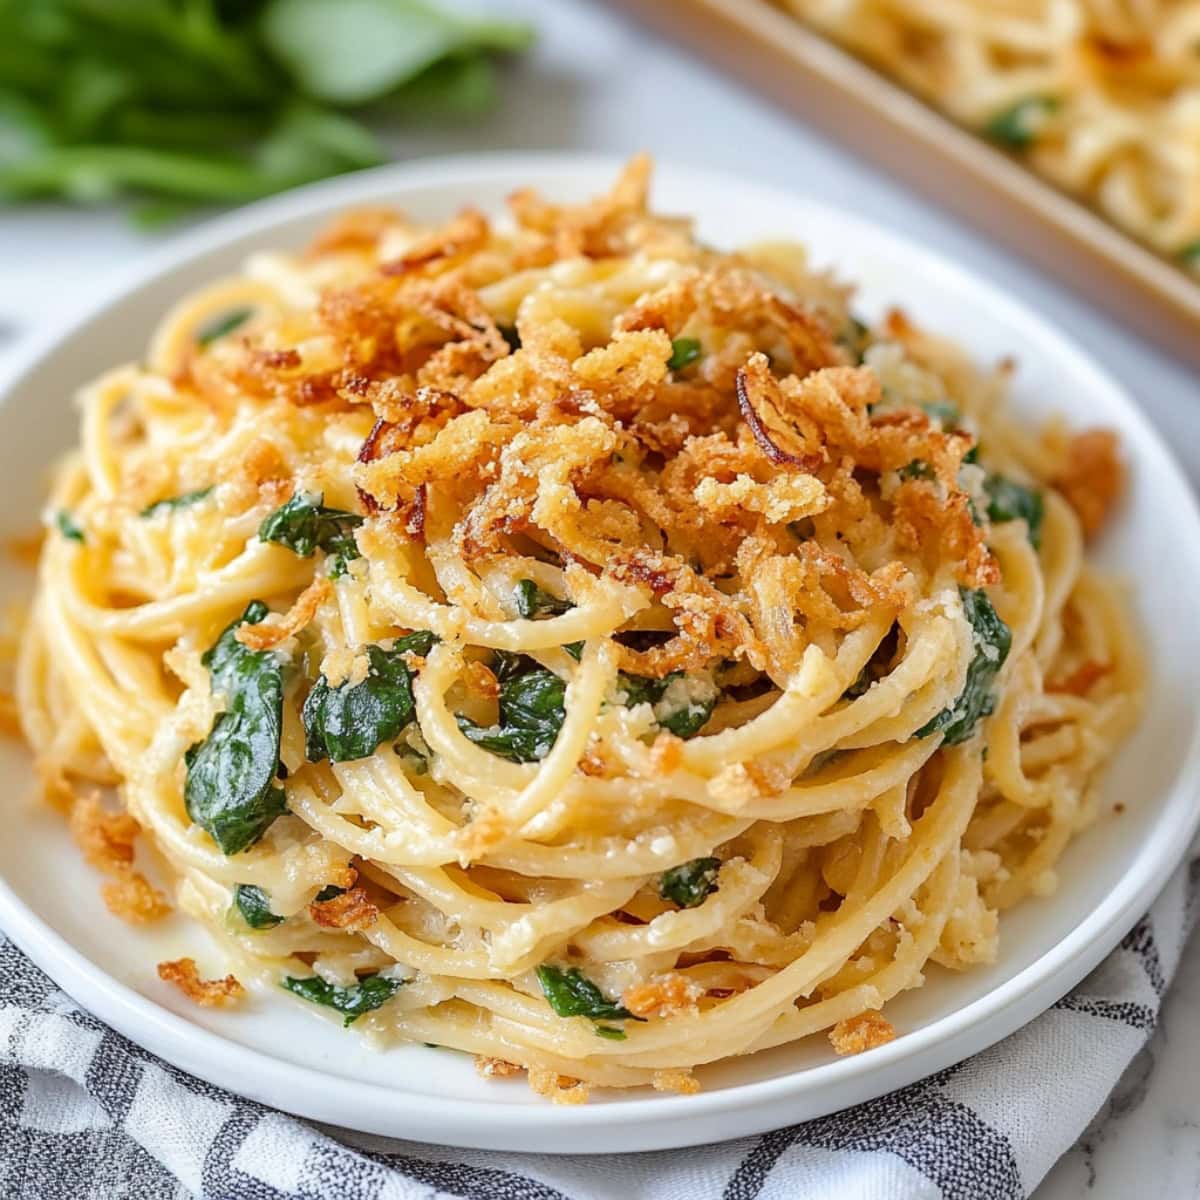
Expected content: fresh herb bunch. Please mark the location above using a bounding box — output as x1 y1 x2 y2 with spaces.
0 0 532 220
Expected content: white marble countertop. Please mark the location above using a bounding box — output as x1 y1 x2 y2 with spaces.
0 1 1196 1194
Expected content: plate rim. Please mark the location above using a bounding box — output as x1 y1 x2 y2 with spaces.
2 151 1198 1153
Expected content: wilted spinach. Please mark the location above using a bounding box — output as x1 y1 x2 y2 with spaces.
618 672 716 739
513 578 572 619
140 486 214 518
659 857 721 908
303 631 435 763
233 883 283 929
536 965 644 1026
259 491 362 565
920 401 960 429
458 660 566 763
985 96 1059 149
984 475 1044 549
184 601 288 854
282 973 403 1026
916 588 1012 745
55 510 84 542
667 337 702 371
898 459 935 481
197 308 252 346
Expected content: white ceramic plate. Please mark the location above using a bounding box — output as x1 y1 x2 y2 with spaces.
1 155 1198 1155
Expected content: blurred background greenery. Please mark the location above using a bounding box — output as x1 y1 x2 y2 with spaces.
0 0 533 224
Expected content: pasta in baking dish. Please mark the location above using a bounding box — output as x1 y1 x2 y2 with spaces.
776 0 1200 274
18 157 1141 1101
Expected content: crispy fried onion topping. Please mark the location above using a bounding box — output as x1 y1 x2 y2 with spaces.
190 167 1073 689
157 958 245 1007
69 791 171 924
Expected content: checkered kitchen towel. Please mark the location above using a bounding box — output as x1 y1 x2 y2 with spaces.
1 856 1195 1200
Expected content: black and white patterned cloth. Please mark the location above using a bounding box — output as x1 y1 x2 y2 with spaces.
1 856 1195 1200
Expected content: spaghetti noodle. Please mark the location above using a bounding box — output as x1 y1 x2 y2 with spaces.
18 158 1142 1100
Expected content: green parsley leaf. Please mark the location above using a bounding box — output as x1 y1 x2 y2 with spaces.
898 460 935 481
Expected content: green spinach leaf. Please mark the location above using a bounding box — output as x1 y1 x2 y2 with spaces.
282 972 403 1026
0 1 531 217
261 0 532 107
536 965 644 1023
916 588 1012 745
837 316 871 364
303 630 435 763
259 490 362 563
920 401 960 429
898 459 934 481
659 857 721 908
984 475 1044 549
197 308 252 346
458 662 566 763
140 486 214 518
184 600 288 854
54 510 84 542
513 578 572 619
233 883 283 929
617 671 716 739
985 96 1059 149
667 336 702 371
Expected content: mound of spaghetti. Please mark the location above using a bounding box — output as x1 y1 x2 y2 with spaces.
19 158 1142 1101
